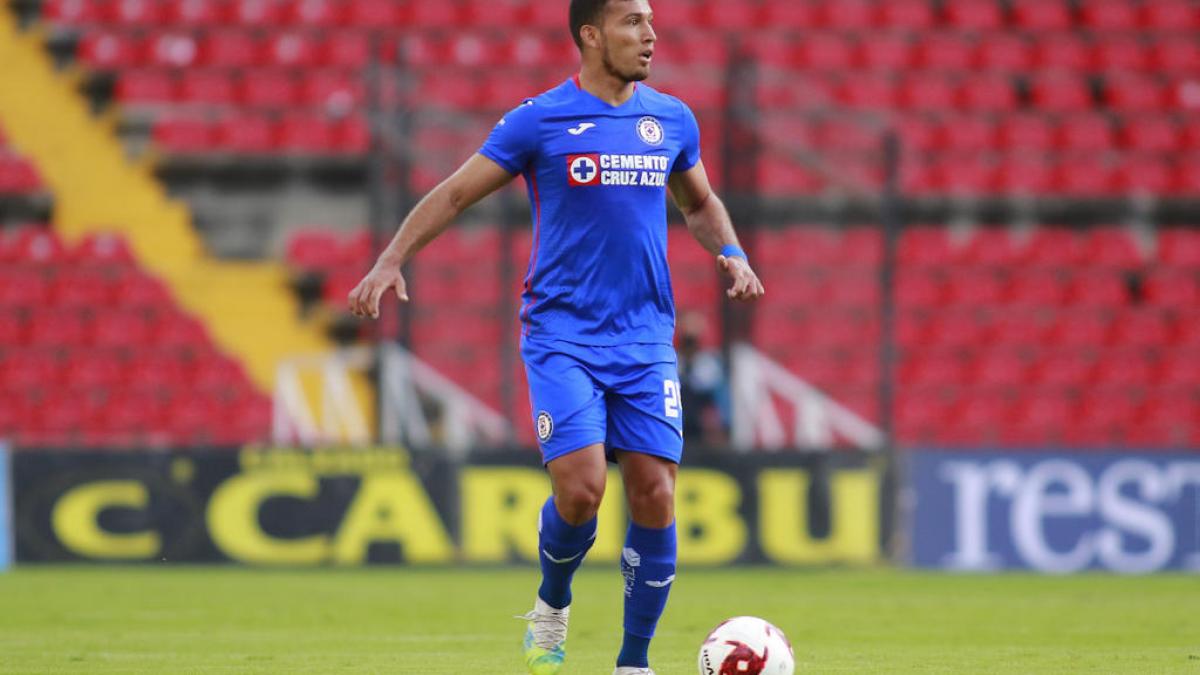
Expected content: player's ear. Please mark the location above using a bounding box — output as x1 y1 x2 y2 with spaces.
579 24 601 50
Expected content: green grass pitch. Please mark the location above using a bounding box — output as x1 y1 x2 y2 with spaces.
0 566 1196 673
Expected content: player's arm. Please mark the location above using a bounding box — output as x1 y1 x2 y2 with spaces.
668 161 765 301
348 154 514 318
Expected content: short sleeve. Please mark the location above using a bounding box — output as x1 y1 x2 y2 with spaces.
479 100 540 175
671 100 701 173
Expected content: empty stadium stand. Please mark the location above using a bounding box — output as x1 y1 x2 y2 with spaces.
0 225 272 447
23 0 1200 199
286 222 1200 448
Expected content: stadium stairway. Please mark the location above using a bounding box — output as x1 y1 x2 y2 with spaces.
0 10 373 431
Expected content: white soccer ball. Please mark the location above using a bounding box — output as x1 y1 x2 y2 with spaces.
697 616 795 675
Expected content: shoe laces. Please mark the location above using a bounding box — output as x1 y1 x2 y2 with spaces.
516 605 569 650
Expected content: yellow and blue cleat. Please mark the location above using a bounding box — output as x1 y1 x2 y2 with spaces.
518 598 569 675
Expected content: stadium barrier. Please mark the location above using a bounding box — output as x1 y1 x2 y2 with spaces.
907 451 1200 573
11 447 883 567
0 443 10 571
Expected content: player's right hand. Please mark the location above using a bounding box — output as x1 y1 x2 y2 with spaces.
347 265 409 319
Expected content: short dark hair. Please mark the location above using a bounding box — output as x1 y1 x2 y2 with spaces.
569 0 610 50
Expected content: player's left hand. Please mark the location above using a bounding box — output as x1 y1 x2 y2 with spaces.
718 255 765 302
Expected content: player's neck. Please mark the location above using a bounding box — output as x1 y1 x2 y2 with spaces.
576 68 636 107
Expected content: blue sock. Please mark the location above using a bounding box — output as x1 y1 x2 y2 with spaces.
617 521 677 668
537 496 596 609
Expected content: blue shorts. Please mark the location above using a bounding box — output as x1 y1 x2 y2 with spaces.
521 336 684 465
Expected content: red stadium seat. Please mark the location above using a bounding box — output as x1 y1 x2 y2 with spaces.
144 33 200 69
1109 310 1172 348
215 113 277 153
960 228 1022 267
796 33 855 71
1141 0 1199 31
943 0 1006 30
944 269 1005 306
230 0 287 27
1083 227 1143 268
1054 155 1116 195
345 0 403 27
1049 311 1112 347
300 70 364 113
978 34 1033 72
165 0 231 26
1143 270 1200 308
1122 116 1179 153
320 31 372 68
858 34 913 71
1093 36 1149 73
840 74 899 110
78 32 142 70
107 0 167 26
1159 229 1200 267
1115 155 1175 195
239 70 299 108
760 0 820 29
71 232 138 267
822 0 878 29
1152 38 1200 75
1104 75 1167 112
1030 74 1093 113
999 114 1056 154
1092 351 1154 388
900 74 958 112
959 75 1017 112
1031 351 1096 388
1035 34 1091 72
1081 0 1140 30
266 31 320 68
178 70 237 106
1065 271 1128 308
285 0 343 26
925 311 988 349
201 30 262 68
1057 114 1115 152
917 34 977 71
880 0 936 30
1011 0 1074 30
278 113 337 153
939 116 997 153
42 0 101 25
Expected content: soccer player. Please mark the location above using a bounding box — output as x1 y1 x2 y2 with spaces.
347 0 764 672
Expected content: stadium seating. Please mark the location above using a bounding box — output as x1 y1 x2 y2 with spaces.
0 123 45 197
0 226 271 448
34 0 1200 198
282 221 1198 449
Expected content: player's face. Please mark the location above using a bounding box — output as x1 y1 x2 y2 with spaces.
598 0 657 83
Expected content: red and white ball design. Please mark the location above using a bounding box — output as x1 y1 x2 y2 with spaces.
698 616 795 675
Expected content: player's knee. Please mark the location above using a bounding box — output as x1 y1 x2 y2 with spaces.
626 478 675 528
555 479 604 525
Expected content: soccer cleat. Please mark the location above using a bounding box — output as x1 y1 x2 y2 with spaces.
613 668 656 675
517 597 569 675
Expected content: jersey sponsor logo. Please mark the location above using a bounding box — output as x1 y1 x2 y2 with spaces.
536 411 554 441
637 116 664 145
567 154 601 186
567 122 596 136
567 153 669 188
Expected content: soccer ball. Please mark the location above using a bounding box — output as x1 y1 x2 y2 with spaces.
697 616 795 675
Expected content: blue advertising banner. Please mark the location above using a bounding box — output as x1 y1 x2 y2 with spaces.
908 452 1200 573
0 444 10 571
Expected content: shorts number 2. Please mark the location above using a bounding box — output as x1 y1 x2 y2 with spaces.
663 380 681 418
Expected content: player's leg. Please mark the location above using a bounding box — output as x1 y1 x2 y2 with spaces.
540 443 607 608
605 353 684 674
520 340 609 675
614 450 677 673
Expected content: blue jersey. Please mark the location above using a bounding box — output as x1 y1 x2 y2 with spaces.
480 76 702 346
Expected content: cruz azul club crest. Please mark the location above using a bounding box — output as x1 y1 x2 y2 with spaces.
536 411 554 441
636 116 664 145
